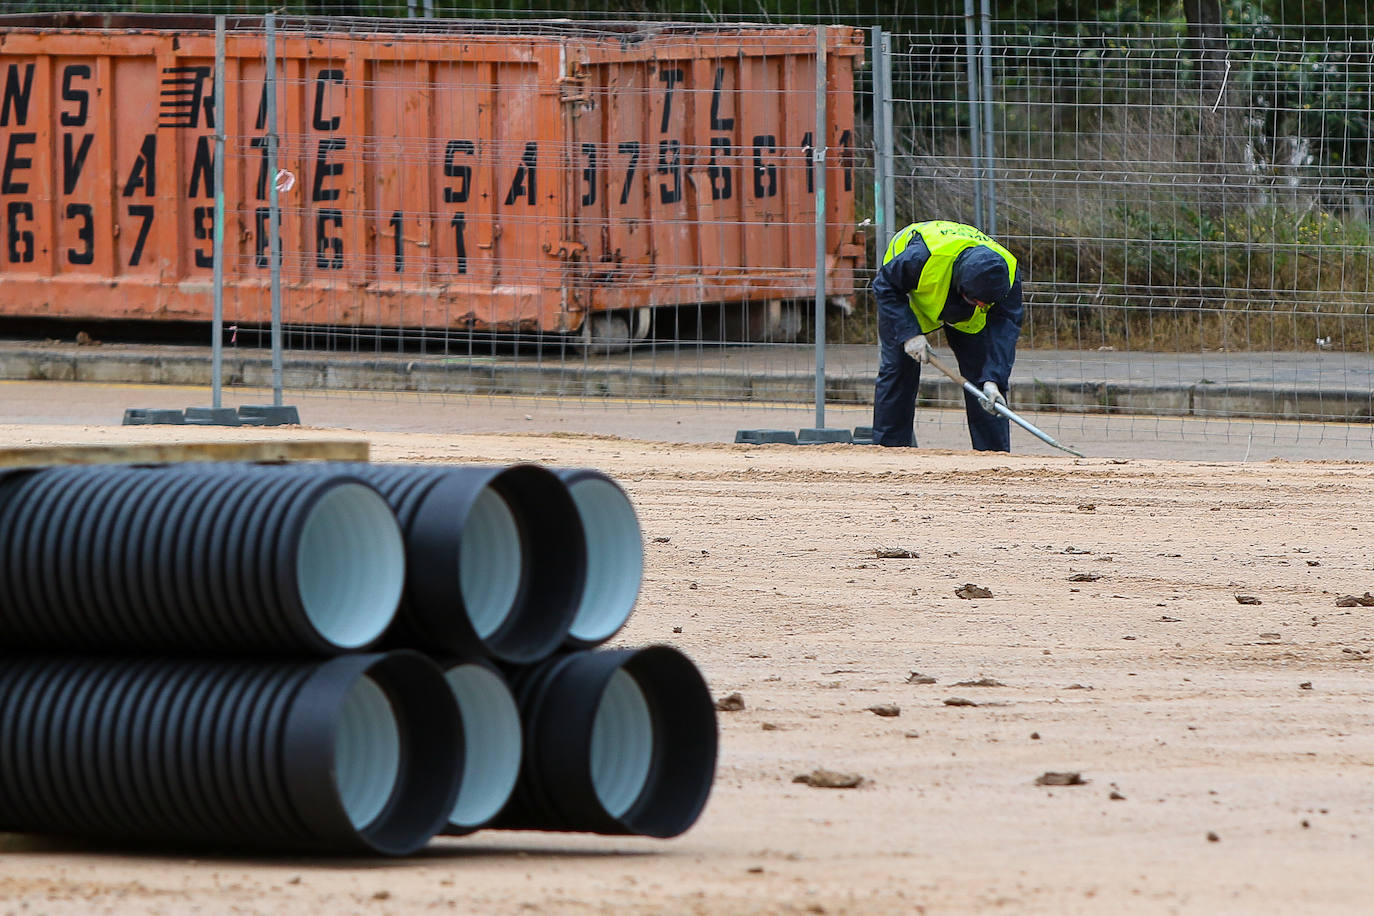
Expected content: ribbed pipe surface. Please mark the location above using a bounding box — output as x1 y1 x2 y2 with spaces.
291 463 587 663
554 468 643 648
439 657 523 835
496 645 717 837
0 651 462 854
0 464 405 654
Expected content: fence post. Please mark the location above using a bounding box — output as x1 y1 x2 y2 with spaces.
979 0 998 235
265 13 284 407
212 15 226 410
880 30 895 251
962 0 985 228
871 27 888 257
813 25 828 431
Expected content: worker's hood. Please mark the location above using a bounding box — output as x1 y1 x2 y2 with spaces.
952 245 1012 305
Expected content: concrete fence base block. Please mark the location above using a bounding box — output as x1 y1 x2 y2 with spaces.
184 407 243 427
734 429 799 445
798 428 854 445
237 405 301 427
122 408 186 426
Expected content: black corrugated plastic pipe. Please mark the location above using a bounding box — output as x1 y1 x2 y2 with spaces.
554 468 643 649
0 651 462 855
495 645 717 838
309 463 587 664
439 656 523 836
0 463 405 654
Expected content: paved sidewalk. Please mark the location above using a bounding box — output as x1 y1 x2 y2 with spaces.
1 339 1371 422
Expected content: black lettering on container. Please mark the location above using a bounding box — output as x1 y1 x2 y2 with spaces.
62 134 93 195
312 138 345 202
617 141 640 206
657 67 683 133
255 208 282 268
158 66 213 129
312 69 344 131
502 143 537 206
451 212 467 275
126 204 154 267
121 135 157 197
708 138 732 201
188 135 214 198
709 67 734 131
389 211 403 273
255 207 271 266
443 139 473 203
1 63 35 127
2 133 35 194
752 135 777 198
251 137 269 200
6 201 33 263
192 205 214 268
65 202 94 265
316 209 343 269
657 139 681 205
60 65 91 127
580 143 597 207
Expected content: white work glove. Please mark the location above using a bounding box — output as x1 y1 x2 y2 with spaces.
981 381 1007 415
902 334 930 364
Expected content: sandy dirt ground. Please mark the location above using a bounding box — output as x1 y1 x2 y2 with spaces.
1 388 1373 914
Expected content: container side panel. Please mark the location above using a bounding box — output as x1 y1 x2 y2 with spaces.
644 56 693 306
111 57 161 283
0 54 50 291
0 24 861 334
740 55 787 288
598 60 653 289
52 55 108 288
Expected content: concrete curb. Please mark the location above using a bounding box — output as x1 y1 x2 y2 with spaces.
2 342 1370 423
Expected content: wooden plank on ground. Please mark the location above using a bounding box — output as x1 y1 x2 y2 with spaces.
0 439 370 469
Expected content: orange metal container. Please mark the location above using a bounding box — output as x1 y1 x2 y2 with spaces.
0 14 864 337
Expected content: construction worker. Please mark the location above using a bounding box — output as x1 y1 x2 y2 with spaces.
871 220 1023 450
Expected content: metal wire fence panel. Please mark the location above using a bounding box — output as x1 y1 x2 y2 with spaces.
0 6 1370 451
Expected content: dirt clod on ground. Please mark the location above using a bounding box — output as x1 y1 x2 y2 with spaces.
714 692 745 711
793 769 865 789
1035 772 1087 786
874 547 918 559
954 584 993 599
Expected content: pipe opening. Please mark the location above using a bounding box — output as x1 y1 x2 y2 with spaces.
296 482 405 649
458 487 523 640
333 674 401 830
443 663 522 830
566 477 642 645
589 669 654 819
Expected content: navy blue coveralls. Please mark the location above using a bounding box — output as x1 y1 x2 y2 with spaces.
871 238 1024 451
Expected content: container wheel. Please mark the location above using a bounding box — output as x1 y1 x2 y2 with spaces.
581 311 635 353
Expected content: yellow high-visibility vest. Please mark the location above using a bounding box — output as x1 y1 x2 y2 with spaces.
883 220 1017 334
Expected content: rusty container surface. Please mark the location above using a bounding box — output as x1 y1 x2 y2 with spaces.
0 15 863 337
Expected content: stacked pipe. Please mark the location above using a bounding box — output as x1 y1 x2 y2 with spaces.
0 459 716 853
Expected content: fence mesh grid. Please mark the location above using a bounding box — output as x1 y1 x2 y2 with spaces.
0 5 1370 451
